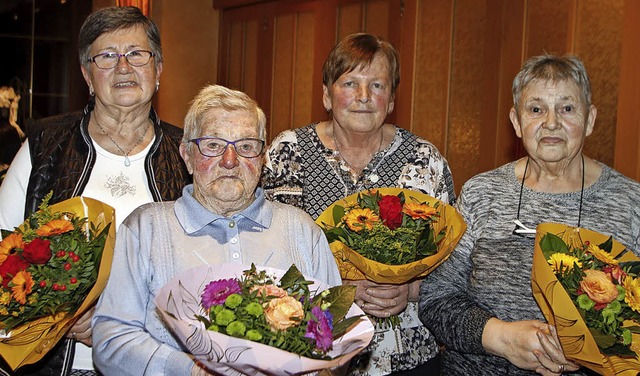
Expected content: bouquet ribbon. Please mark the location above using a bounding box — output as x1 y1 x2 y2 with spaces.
316 188 466 284
0 197 115 370
531 222 640 376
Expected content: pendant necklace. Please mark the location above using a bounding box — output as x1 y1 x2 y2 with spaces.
513 156 585 235
332 127 385 188
94 117 150 167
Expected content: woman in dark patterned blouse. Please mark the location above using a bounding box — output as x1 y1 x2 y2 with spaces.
262 33 455 376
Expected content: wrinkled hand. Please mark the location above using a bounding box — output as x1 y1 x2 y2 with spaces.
343 279 409 318
534 325 580 375
482 319 579 374
67 307 94 346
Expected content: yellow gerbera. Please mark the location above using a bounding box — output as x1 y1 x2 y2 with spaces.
36 219 74 237
561 227 583 251
10 270 34 305
623 276 640 313
0 233 24 264
402 202 437 220
587 243 618 265
0 291 11 305
344 208 379 232
547 253 582 273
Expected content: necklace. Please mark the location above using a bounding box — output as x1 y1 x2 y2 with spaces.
94 117 150 167
332 126 385 182
513 156 585 235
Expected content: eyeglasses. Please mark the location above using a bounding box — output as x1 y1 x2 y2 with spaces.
189 137 265 158
88 50 155 69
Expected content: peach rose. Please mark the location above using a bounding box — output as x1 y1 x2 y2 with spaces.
251 284 287 299
264 296 304 331
580 269 619 305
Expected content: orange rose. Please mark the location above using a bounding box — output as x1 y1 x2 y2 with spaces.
251 284 287 299
264 296 304 331
580 269 619 305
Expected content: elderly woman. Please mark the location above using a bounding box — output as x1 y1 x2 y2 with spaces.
419 55 640 375
262 33 454 376
92 84 341 376
0 6 190 375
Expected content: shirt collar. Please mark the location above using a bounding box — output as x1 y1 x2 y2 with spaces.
174 185 272 234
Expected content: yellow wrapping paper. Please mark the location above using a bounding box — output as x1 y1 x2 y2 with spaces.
531 222 640 376
316 188 466 284
0 196 115 371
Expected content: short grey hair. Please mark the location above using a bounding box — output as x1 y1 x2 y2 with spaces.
182 85 267 147
79 6 162 70
512 54 592 109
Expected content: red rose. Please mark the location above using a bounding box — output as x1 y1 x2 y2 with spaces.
23 238 52 264
378 195 403 230
0 254 30 288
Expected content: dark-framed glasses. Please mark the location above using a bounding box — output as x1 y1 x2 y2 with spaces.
189 137 265 158
88 50 155 69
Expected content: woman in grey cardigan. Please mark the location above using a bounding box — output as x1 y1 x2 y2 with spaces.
419 55 640 375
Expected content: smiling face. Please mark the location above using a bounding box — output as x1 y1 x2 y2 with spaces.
180 109 263 217
81 25 161 112
323 53 395 135
510 79 596 164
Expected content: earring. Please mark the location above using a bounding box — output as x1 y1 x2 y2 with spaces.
89 88 94 96
155 82 160 92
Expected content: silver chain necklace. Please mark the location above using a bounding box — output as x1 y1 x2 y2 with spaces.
94 117 150 166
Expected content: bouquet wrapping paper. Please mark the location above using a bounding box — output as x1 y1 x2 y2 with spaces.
316 188 466 284
155 263 375 375
531 222 640 376
0 196 115 370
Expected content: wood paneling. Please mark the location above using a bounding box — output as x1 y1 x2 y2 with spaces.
215 0 638 188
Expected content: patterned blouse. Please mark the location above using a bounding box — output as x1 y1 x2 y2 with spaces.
262 123 456 375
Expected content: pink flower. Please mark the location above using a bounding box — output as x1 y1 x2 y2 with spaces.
251 284 287 299
201 278 241 309
305 306 334 352
603 264 627 284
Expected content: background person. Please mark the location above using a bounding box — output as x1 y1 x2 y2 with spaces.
0 6 190 375
419 54 640 375
262 33 455 376
92 84 341 376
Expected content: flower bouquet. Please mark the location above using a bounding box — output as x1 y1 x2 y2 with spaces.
155 263 374 375
0 194 115 371
316 188 466 284
531 222 640 376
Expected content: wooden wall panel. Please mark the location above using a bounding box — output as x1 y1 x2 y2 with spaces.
364 0 389 39
525 0 572 57
226 22 244 90
337 3 364 40
292 12 316 128
243 21 259 100
412 0 453 152
574 0 623 167
615 0 640 181
215 0 637 188
446 0 488 189
271 14 296 139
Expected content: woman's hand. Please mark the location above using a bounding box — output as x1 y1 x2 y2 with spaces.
67 306 94 346
482 318 578 374
534 325 580 375
343 279 409 318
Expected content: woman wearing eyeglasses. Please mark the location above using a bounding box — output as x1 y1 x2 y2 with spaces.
0 6 190 376
418 55 640 375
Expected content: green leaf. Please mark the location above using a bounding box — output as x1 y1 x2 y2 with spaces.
590 327 617 349
331 315 362 339
598 236 614 253
314 285 357 323
331 205 345 225
539 233 569 259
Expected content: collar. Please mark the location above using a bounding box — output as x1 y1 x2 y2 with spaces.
174 185 272 234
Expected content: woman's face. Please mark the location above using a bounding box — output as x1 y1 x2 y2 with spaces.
81 25 161 112
323 53 395 134
510 79 596 164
